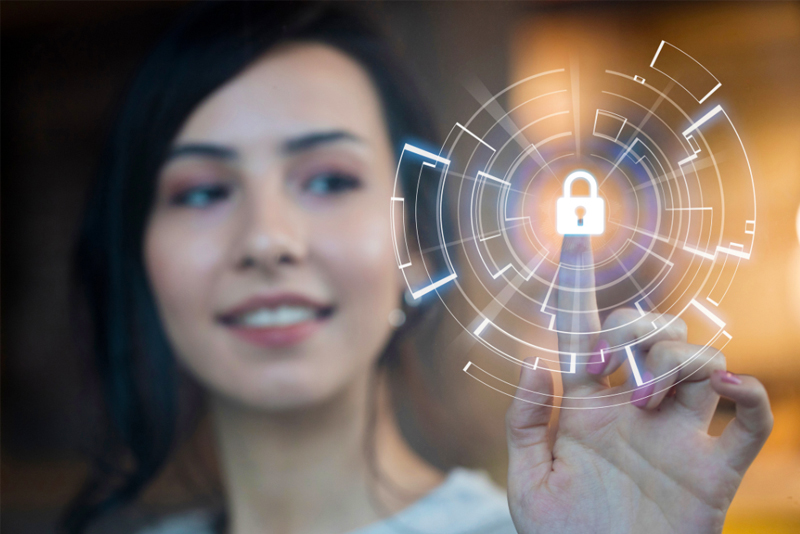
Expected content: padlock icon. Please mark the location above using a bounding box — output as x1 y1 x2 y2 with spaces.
556 170 605 235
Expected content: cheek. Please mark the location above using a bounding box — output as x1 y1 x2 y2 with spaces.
144 217 227 336
314 205 399 327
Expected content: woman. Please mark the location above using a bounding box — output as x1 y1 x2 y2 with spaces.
63 2 773 534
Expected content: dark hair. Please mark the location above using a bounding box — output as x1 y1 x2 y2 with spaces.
62 2 446 533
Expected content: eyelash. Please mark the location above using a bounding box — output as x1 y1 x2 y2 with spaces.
303 172 362 196
170 184 231 208
167 171 361 209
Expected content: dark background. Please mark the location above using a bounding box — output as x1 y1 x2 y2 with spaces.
3 2 799 533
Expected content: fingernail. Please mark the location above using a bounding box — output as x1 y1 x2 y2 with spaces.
631 371 655 408
719 371 742 385
586 339 610 375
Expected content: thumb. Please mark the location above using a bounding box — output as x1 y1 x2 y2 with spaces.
506 358 555 488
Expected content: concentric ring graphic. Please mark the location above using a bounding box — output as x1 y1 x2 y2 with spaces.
391 41 756 409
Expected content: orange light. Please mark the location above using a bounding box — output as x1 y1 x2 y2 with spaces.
796 204 800 246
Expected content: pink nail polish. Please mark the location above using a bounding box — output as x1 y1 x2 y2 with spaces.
631 371 655 408
586 339 609 375
720 371 742 385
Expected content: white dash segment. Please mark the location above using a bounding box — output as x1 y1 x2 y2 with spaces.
477 171 511 186
723 246 749 259
474 318 491 336
626 346 644 386
455 122 496 151
410 273 457 299
650 40 666 68
541 264 560 331
491 264 513 280
717 246 750 259
403 143 451 165
682 105 724 136
691 299 726 328
698 82 722 105
683 245 716 260
629 239 674 266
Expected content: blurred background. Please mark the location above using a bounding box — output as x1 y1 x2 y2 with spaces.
2 1 798 533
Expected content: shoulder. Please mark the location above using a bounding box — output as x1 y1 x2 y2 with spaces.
136 509 216 534
132 469 516 534
352 467 517 534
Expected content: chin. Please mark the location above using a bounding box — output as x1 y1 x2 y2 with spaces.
213 357 360 412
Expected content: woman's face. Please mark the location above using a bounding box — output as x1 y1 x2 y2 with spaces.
144 44 402 410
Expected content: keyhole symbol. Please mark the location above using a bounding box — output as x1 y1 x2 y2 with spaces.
575 206 586 227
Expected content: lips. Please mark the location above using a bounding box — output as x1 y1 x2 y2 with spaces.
217 294 335 348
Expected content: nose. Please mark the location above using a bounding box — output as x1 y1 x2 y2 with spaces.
236 183 308 273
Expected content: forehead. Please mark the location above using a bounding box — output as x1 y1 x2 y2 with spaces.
174 43 388 146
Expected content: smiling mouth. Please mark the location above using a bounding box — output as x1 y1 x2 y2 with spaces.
217 300 336 349
219 304 335 328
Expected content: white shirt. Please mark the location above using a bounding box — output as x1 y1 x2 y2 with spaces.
139 468 517 534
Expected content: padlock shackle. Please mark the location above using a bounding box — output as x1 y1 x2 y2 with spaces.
563 170 599 198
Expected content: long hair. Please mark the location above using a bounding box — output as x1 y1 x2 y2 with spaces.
63 2 448 532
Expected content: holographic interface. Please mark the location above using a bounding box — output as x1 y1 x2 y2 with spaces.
391 41 756 409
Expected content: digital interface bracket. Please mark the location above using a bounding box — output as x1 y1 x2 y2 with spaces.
391 41 755 409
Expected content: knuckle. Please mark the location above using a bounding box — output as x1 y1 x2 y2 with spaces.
763 410 775 435
648 340 681 364
753 401 774 440
644 344 680 376
651 314 687 341
505 418 526 441
712 350 727 370
603 307 638 329
765 413 775 436
669 317 688 340
742 379 774 439
506 408 515 426
505 405 524 431
754 380 772 407
758 389 774 436
504 409 531 442
632 318 653 340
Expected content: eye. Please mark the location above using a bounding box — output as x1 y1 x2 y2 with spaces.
170 184 231 208
304 173 362 196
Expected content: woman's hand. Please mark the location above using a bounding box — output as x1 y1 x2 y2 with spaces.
505 235 773 534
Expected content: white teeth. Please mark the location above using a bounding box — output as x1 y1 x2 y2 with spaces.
239 306 317 327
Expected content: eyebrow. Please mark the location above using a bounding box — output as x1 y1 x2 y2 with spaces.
166 130 363 163
166 143 238 162
282 130 363 154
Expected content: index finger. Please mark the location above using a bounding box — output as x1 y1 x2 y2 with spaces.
556 234 601 390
